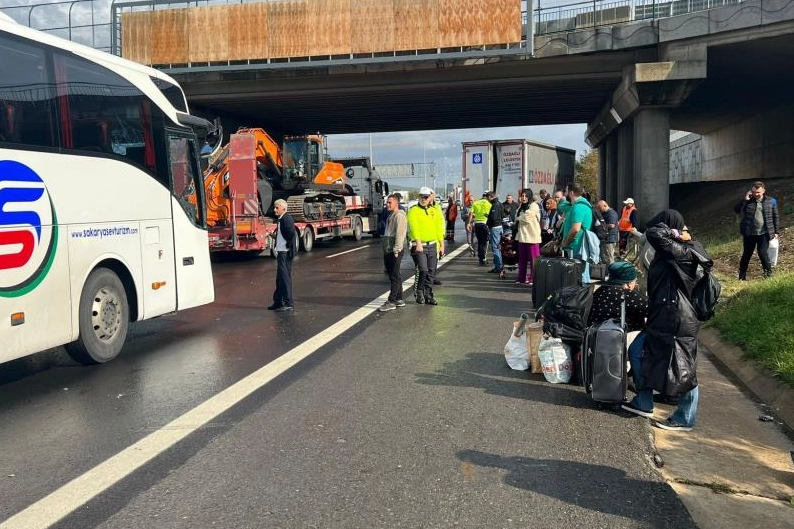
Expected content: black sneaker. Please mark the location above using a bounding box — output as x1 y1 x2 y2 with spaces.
425 297 438 306
394 299 406 307
621 402 654 419
653 418 692 432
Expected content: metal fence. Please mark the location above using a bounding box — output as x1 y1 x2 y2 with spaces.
1 0 744 57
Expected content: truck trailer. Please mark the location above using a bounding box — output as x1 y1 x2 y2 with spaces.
461 139 576 200
203 129 387 255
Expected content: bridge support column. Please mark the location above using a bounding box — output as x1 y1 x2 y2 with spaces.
616 122 633 209
600 134 618 205
632 108 670 226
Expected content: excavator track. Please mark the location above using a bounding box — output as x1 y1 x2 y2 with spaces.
286 193 347 222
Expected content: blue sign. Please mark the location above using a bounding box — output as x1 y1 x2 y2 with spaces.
472 153 483 164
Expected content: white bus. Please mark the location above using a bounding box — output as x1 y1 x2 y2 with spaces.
0 14 215 365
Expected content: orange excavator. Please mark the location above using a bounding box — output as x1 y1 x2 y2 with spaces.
203 127 349 226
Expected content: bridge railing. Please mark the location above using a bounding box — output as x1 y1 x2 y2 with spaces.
1 0 744 58
526 0 740 35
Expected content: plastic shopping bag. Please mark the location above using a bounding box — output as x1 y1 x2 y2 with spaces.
504 319 530 371
537 336 573 384
769 237 779 267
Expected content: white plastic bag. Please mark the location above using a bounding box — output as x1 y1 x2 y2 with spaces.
504 321 529 370
537 336 573 384
769 237 779 267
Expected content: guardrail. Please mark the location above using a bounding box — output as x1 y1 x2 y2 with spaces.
1 0 743 58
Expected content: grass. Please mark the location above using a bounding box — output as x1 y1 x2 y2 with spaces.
709 273 794 386
671 177 794 388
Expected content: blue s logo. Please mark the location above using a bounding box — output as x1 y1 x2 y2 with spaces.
0 160 58 297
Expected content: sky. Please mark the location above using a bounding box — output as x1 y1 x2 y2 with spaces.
3 0 591 190
327 125 588 191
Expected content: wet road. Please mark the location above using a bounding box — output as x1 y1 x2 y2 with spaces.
0 234 696 529
0 237 400 523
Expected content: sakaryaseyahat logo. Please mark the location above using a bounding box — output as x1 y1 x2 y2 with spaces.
0 160 58 297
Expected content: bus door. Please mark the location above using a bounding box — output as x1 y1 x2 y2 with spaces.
166 130 214 310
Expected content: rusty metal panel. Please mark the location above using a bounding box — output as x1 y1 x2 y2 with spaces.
308 0 352 56
120 11 150 64
393 0 438 51
439 0 521 47
188 6 229 62
268 0 309 58
148 9 189 65
227 3 269 61
487 0 522 44
351 0 394 53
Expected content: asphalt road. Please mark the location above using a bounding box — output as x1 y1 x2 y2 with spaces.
0 234 697 529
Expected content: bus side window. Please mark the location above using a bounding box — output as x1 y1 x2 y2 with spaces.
168 135 202 226
0 34 57 148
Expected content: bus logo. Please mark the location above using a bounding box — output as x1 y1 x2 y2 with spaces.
0 160 58 297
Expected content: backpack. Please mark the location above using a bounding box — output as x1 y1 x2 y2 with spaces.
590 207 608 241
691 266 721 321
537 283 595 344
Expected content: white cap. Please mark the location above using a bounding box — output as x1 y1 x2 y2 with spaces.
419 186 433 196
623 197 635 205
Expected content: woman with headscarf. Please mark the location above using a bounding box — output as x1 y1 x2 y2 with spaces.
621 209 713 431
514 189 542 284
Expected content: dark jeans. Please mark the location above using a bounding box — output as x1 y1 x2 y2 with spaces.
273 251 293 307
411 246 438 299
445 220 455 240
739 234 771 277
474 223 489 262
385 250 404 302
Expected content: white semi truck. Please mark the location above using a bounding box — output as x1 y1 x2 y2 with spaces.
461 139 576 200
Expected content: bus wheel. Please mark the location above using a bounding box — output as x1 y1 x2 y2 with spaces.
300 227 314 252
65 268 129 365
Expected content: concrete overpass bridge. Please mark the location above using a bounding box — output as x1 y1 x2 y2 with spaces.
4 0 794 221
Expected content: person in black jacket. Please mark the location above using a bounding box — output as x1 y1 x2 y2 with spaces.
734 181 779 279
486 192 505 273
621 209 712 431
268 199 296 312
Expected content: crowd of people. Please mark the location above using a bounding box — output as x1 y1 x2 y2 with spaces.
356 180 779 432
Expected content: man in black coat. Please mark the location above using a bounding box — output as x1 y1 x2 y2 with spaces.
734 181 779 279
268 199 296 312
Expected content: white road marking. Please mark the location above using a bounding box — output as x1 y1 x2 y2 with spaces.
0 243 470 529
325 244 371 258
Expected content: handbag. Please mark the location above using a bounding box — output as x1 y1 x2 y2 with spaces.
540 237 562 257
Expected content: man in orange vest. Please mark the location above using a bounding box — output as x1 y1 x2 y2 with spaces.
618 197 638 259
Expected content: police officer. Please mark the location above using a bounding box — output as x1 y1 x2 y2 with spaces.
407 187 445 305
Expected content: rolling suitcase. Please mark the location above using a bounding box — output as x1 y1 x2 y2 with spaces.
532 257 584 308
581 297 627 406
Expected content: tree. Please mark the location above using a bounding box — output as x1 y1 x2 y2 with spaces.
575 149 599 200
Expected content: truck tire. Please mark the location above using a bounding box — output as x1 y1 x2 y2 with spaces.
300 226 314 252
65 268 129 365
351 216 363 241
267 234 277 258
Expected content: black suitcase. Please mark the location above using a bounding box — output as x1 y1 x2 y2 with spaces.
581 298 627 405
532 257 584 308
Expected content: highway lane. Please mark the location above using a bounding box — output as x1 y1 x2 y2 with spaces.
0 235 405 523
0 235 697 529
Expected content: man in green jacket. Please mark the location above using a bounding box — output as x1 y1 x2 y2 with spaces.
558 182 593 283
407 187 445 305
